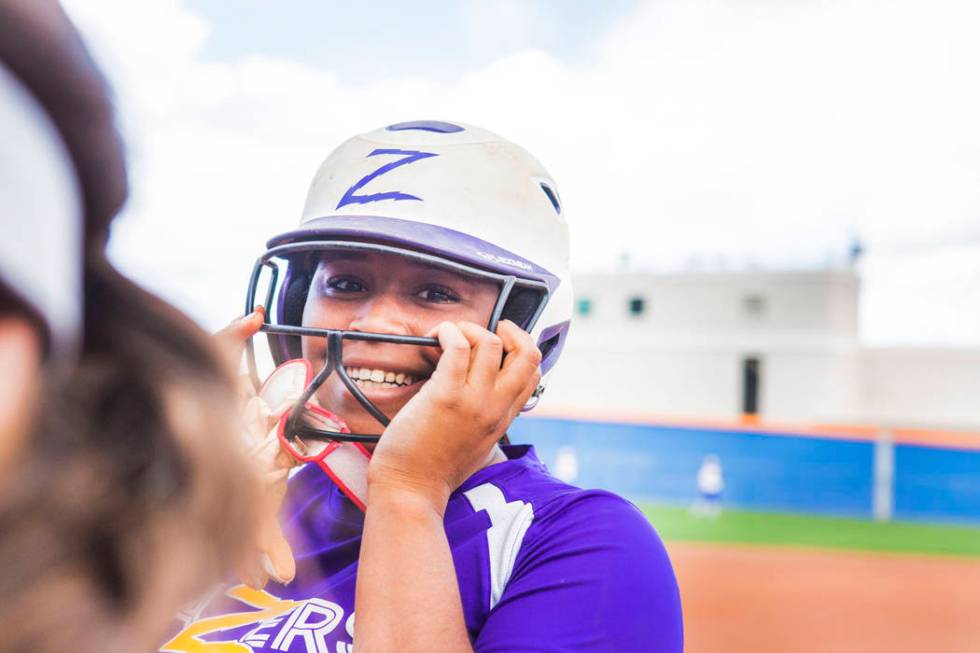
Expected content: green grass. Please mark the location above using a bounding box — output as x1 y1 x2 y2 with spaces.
640 504 980 557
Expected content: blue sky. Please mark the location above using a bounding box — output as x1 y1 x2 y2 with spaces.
64 0 980 348
191 0 637 81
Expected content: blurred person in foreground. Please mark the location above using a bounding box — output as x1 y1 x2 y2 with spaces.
0 2 257 650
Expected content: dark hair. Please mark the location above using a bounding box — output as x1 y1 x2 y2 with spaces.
0 4 255 648
0 253 258 652
0 0 127 247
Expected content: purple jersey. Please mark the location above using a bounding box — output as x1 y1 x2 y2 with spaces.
161 445 683 652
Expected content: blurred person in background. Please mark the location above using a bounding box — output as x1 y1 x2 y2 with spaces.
553 444 581 484
692 453 724 518
0 1 257 650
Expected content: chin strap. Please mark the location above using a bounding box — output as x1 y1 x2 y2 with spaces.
260 359 371 511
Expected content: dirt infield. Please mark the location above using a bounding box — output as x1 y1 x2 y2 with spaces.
668 541 980 653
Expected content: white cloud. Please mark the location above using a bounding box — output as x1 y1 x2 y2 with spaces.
459 0 556 62
62 0 980 346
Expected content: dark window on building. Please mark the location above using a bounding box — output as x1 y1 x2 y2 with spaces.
743 294 766 317
576 297 592 316
742 356 762 415
628 296 645 316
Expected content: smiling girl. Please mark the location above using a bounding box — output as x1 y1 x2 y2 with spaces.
164 121 683 653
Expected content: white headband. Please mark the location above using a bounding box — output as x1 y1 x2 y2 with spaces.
0 60 83 355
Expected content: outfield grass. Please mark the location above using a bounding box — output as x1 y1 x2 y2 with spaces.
640 504 980 557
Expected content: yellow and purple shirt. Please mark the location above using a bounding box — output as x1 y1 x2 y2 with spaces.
162 445 683 652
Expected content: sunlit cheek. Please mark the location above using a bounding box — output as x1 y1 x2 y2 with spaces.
300 336 321 363
455 299 497 328
300 300 356 350
414 299 495 332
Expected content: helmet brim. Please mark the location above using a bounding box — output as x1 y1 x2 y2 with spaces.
267 214 560 294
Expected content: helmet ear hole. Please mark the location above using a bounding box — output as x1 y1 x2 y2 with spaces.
538 332 560 363
535 320 570 376
500 286 546 331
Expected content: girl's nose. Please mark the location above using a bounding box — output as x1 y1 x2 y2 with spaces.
347 293 412 336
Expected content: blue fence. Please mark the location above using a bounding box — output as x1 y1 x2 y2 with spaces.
509 416 980 523
893 445 980 522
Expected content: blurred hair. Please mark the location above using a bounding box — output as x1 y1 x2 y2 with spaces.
0 3 256 650
0 0 127 245
0 253 258 652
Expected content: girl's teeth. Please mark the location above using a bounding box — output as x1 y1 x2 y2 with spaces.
346 367 418 388
354 379 402 389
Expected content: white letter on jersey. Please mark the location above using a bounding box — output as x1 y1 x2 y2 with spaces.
270 599 344 653
334 613 355 653
464 483 535 610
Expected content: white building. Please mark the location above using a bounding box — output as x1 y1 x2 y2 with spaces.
544 267 980 430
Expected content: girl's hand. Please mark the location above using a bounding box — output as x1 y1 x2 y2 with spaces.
214 308 265 371
239 412 300 589
216 309 299 589
367 319 542 511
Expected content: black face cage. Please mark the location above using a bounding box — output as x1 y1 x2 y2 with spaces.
245 240 550 444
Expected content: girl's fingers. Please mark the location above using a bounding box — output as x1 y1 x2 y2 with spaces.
217 307 265 340
266 390 303 421
262 522 296 584
249 424 280 458
243 396 274 445
237 373 258 404
428 322 471 390
510 364 543 415
239 555 269 590
499 354 542 418
262 468 290 485
215 307 266 356
456 322 503 391
495 320 542 398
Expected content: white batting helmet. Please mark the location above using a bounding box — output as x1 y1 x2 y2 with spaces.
245 120 572 441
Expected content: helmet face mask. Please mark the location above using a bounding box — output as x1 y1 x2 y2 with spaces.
245 240 550 444
245 120 573 447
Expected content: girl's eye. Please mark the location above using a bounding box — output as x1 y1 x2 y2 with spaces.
416 285 460 304
324 276 365 294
